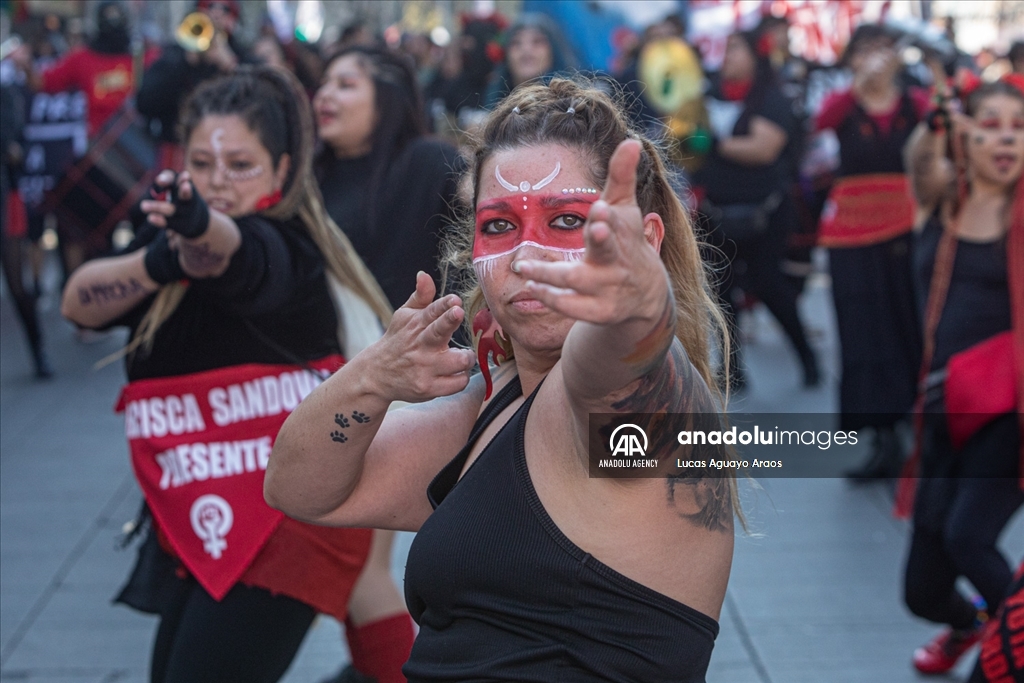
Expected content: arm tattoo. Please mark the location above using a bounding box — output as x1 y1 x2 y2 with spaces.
620 295 676 377
179 241 226 272
613 341 733 532
77 278 145 306
666 476 734 533
329 410 373 445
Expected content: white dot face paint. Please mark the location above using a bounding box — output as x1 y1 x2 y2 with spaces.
210 126 266 182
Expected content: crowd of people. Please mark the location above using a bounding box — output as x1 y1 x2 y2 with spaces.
0 1 1022 682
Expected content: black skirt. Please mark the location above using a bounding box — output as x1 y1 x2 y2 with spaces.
829 233 921 430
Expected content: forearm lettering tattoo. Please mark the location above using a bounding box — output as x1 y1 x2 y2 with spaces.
77 278 145 306
330 410 373 444
178 241 226 272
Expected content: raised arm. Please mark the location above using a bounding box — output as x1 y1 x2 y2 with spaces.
265 273 480 531
903 117 955 220
61 171 241 328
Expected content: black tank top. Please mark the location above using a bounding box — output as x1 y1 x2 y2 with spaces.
403 378 720 682
913 216 1012 371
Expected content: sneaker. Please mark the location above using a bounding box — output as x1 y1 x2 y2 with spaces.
911 627 982 675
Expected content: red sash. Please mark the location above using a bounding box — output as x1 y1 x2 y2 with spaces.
818 174 915 248
116 356 342 600
945 331 1017 451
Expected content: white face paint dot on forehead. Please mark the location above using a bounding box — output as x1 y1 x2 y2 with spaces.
209 126 266 182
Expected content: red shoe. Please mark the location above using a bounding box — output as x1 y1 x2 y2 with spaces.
911 627 982 674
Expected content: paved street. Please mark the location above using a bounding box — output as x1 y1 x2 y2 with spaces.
2 258 1021 683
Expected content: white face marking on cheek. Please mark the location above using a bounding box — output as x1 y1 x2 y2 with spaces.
224 165 264 181
472 242 585 278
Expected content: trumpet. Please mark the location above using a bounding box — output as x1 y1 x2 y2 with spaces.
176 12 215 52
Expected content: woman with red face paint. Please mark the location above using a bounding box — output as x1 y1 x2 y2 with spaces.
267 78 739 681
899 78 1024 676
61 66 392 683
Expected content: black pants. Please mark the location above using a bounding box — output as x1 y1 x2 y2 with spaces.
151 578 316 683
0 234 45 363
903 414 1024 629
702 197 815 377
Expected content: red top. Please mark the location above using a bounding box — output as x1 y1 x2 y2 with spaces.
816 87 931 136
41 47 158 135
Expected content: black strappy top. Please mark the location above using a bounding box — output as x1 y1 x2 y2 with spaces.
403 377 720 682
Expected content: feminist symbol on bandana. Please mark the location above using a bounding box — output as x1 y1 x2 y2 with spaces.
190 494 234 559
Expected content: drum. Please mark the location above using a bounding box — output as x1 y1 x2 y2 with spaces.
46 104 157 257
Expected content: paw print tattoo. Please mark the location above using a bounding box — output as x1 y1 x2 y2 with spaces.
330 431 348 443
334 413 350 429
351 411 371 424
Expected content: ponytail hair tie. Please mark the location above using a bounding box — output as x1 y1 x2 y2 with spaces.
512 106 521 114
566 106 575 114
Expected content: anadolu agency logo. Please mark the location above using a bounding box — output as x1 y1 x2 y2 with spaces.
599 423 659 470
609 423 648 457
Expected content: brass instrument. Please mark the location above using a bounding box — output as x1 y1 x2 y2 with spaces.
176 12 215 52
637 37 710 170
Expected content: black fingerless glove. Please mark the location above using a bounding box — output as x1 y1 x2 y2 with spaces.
165 178 211 239
143 229 187 285
926 107 950 133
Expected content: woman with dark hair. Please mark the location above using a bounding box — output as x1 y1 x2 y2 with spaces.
694 29 819 391
268 77 738 682
815 24 930 479
315 45 462 311
899 78 1024 676
314 44 463 683
61 66 392 683
483 13 577 108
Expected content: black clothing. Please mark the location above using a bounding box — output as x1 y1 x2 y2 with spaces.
694 84 816 388
827 92 922 428
317 137 461 310
113 216 339 380
904 414 1024 627
835 93 918 177
902 214 1021 634
913 217 1012 372
1 83 48 378
695 86 795 205
151 577 315 683
136 42 246 143
112 214 339 681
404 378 719 682
829 236 920 428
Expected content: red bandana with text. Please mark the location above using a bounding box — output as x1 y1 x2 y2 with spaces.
115 356 342 600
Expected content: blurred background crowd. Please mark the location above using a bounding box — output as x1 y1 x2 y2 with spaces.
1 2 1023 682
0 0 1021 378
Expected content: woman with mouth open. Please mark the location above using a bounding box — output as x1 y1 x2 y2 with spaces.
900 77 1024 676
266 78 740 682
61 66 393 682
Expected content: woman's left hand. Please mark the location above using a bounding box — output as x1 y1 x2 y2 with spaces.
513 139 668 326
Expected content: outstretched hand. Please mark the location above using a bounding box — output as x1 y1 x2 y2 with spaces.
513 139 668 326
372 272 477 403
140 170 210 238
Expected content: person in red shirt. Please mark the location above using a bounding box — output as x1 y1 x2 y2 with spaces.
14 1 154 136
